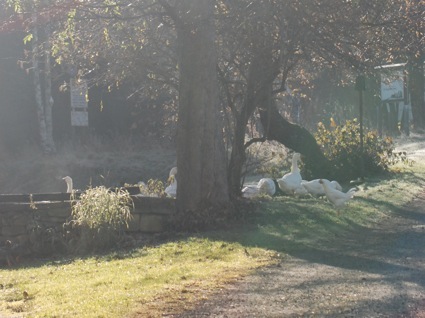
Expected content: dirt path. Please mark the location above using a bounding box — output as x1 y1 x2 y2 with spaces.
172 136 425 318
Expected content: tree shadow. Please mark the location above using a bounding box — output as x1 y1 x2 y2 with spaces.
202 193 425 285
181 198 425 317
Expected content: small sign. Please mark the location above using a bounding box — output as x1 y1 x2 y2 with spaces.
380 69 404 102
70 78 89 126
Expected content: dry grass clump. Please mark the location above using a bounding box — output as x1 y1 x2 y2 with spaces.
68 186 133 252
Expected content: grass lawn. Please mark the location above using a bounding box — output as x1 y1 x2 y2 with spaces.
1 161 424 317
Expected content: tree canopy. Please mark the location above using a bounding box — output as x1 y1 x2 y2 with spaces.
2 0 424 226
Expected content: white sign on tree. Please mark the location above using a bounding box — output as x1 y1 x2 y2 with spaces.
70 78 89 126
380 69 405 102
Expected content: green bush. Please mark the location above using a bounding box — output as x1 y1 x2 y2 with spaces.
315 119 408 181
68 186 133 253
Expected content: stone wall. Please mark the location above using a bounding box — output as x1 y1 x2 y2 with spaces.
0 192 176 246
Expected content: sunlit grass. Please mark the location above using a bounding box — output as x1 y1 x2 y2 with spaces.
0 238 274 317
1 160 424 317
226 160 425 256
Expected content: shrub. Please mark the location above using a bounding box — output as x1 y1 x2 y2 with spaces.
145 179 166 197
68 186 133 253
125 179 165 197
244 141 288 178
315 119 408 181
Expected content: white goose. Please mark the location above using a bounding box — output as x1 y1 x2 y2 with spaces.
277 153 303 195
258 178 276 196
319 179 357 215
241 184 259 198
242 178 276 198
301 179 342 197
293 184 309 197
62 176 73 193
165 167 177 198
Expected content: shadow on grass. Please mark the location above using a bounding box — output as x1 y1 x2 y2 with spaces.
206 194 425 289
173 194 425 317
3 231 181 271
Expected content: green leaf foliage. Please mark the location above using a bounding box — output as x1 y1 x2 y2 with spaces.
22 33 33 44
315 119 409 181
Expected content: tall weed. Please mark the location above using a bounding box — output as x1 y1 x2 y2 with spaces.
68 186 133 253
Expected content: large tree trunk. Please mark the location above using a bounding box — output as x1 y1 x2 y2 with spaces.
175 0 231 225
260 103 333 179
228 114 248 197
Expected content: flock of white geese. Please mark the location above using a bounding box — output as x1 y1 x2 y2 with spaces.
62 152 357 214
242 152 357 214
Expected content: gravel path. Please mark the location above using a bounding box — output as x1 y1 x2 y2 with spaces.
173 136 425 318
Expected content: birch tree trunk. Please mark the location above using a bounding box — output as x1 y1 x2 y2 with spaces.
31 12 55 153
175 0 231 225
32 14 50 153
43 17 56 152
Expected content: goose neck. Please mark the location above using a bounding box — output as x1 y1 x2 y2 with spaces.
291 157 299 172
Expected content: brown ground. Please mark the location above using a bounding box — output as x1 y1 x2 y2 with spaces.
169 134 425 318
